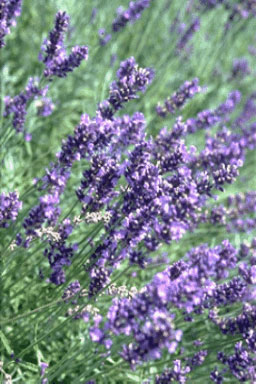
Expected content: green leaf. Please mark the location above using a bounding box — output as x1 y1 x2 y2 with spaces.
0 330 12 354
18 361 39 373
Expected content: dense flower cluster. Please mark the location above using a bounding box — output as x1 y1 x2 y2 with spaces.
0 0 22 48
90 237 256 381
3 3 256 383
18 57 153 282
90 293 182 367
156 78 202 117
39 74 253 291
0 191 22 228
39 11 88 78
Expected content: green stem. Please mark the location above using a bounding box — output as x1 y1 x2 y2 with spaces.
0 298 62 325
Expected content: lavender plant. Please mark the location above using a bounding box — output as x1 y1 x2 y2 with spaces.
0 0 256 383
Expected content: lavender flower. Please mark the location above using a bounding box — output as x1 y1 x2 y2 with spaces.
112 0 152 33
98 57 154 119
169 14 186 35
39 11 69 61
233 0 256 19
226 191 256 232
216 90 242 116
46 59 152 188
217 342 256 382
156 351 207 383
62 280 81 301
235 92 256 126
98 28 112 46
232 58 251 78
35 97 55 117
203 277 248 308
202 190 256 234
90 8 97 24
186 91 241 133
0 191 22 228
39 11 88 78
0 0 22 48
176 18 200 52
155 360 190 383
83 115 245 293
156 78 202 117
76 154 121 211
22 191 60 240
88 266 110 296
19 58 153 267
210 368 224 383
39 362 48 384
89 240 239 367
4 77 49 134
224 1 256 31
44 219 77 285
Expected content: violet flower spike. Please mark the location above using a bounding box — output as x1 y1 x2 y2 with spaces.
4 77 52 135
0 191 22 228
112 0 152 33
176 17 200 52
232 58 251 79
39 11 88 78
156 78 202 117
98 57 154 119
0 0 22 48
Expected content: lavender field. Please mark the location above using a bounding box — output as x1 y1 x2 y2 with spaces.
1 0 256 383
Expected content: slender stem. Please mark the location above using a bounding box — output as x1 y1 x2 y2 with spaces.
0 298 62 325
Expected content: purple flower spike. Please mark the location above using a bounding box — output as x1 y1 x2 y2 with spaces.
155 360 191 383
176 18 200 52
98 57 154 119
0 191 22 228
36 97 55 117
40 11 88 78
186 91 241 134
40 362 48 377
98 28 112 46
217 342 256 382
210 368 224 383
62 280 81 301
40 11 69 65
112 0 152 33
4 77 51 135
40 361 48 384
0 0 22 48
232 58 251 79
156 78 202 117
